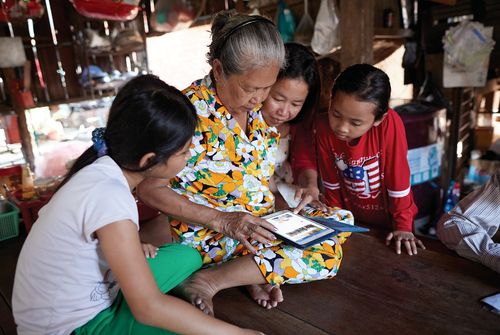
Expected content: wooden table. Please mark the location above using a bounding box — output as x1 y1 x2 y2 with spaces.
214 232 500 335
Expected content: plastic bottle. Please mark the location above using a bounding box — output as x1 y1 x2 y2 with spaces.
451 181 461 206
276 0 296 43
21 164 35 200
443 180 460 213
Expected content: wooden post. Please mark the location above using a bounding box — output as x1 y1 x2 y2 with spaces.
235 0 246 13
340 0 374 69
1 67 36 170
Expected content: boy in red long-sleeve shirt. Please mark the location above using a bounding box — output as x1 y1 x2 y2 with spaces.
292 64 426 255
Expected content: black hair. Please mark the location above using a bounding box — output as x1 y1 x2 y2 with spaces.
331 64 391 120
279 43 320 127
59 75 197 188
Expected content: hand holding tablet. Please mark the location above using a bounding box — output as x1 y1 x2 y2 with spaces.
263 210 369 249
263 210 336 249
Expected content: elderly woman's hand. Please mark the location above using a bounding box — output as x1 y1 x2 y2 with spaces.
214 211 277 253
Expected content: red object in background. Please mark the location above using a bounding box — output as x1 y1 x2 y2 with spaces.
5 76 36 109
0 166 36 232
71 0 140 21
0 165 22 177
0 165 22 190
4 114 21 144
9 191 48 233
13 90 35 109
0 0 44 22
8 192 159 233
0 165 23 205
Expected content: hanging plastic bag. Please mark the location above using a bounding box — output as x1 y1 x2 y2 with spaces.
311 0 340 56
442 20 495 87
442 20 495 72
150 0 197 33
294 0 314 45
276 0 296 43
112 29 144 52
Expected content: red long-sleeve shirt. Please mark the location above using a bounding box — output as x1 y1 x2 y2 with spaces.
292 109 417 232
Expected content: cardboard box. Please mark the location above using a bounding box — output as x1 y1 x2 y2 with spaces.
474 126 494 151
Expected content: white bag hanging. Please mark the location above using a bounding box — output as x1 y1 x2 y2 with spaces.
311 0 340 56
294 0 315 46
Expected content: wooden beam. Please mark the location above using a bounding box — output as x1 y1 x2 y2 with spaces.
1 68 36 170
340 0 374 69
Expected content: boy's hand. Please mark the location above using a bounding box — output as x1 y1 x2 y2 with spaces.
385 231 426 255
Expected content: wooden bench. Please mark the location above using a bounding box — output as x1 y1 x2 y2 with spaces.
214 232 500 335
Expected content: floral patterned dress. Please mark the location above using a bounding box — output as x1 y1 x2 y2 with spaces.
170 74 352 285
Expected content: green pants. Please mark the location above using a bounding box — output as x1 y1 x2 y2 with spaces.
75 244 202 335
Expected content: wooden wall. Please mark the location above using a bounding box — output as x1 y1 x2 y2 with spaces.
0 0 81 109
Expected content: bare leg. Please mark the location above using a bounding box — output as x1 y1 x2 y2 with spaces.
175 254 268 316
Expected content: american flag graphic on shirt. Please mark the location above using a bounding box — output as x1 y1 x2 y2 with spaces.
326 155 381 196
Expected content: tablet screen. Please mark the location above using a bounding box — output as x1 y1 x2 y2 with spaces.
264 211 333 244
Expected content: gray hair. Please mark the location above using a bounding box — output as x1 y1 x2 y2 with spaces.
207 10 286 76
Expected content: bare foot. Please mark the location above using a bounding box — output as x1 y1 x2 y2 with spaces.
246 284 283 309
174 271 218 316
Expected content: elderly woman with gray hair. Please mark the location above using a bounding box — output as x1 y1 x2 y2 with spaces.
138 10 348 316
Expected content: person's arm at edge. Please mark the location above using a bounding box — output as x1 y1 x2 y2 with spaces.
437 176 500 273
437 213 500 273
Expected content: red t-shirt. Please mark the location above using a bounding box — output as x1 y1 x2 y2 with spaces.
292 109 417 232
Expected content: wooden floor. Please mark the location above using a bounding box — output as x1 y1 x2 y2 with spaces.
0 231 24 335
1 229 499 335
214 231 500 335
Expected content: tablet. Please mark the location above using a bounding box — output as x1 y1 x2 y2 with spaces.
263 210 336 249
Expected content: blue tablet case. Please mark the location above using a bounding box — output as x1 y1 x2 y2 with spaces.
306 217 370 233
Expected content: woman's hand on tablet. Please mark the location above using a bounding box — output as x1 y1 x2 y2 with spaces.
214 211 277 253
